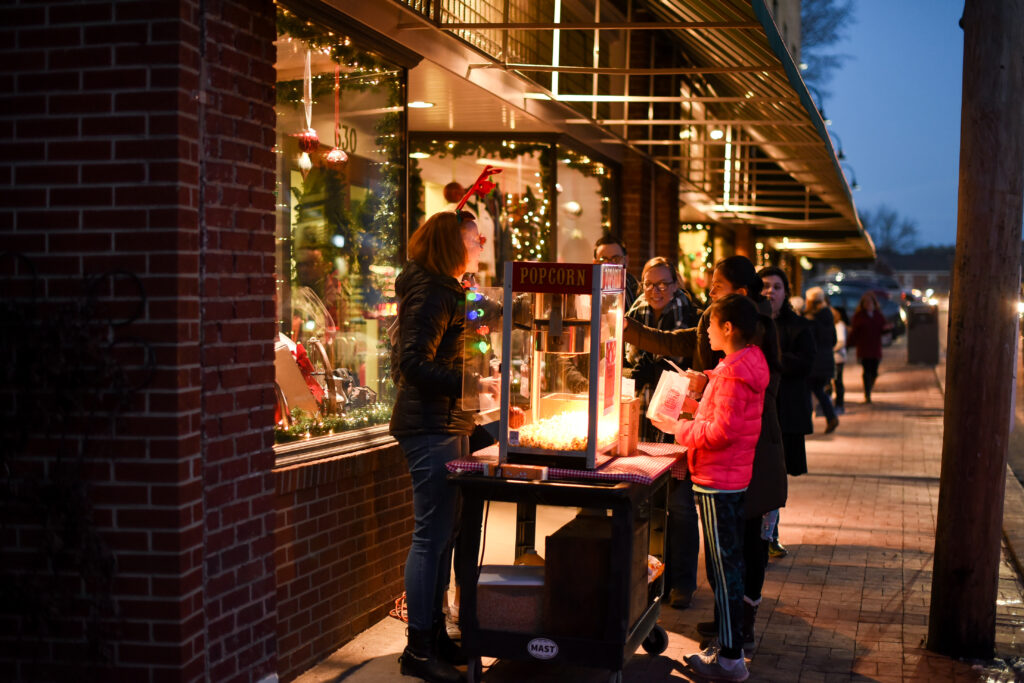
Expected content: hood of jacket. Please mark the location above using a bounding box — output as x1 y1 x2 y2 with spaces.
708 344 770 396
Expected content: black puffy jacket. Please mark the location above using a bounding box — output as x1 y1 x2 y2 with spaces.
388 261 476 437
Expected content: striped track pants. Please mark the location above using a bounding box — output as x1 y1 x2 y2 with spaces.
695 489 746 657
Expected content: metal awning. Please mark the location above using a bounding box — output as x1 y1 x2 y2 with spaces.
419 0 874 260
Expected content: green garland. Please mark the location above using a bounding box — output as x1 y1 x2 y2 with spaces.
275 403 393 443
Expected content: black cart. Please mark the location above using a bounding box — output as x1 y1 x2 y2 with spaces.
450 451 680 683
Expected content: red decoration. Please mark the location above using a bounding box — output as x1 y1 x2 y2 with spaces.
325 147 348 164
456 165 502 212
295 128 319 153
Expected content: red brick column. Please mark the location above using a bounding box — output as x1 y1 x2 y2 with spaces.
1 2 278 681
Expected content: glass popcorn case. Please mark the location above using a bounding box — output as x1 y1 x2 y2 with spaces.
498 262 625 469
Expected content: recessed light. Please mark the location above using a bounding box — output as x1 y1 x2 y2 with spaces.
408 101 434 108
709 128 725 140
409 152 431 159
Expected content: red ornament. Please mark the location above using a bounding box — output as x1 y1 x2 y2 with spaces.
294 128 320 154
325 147 348 164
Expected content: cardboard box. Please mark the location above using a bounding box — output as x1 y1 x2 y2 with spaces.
619 396 641 456
543 513 648 638
477 564 545 633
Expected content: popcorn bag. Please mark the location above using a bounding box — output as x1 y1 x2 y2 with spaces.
646 369 691 425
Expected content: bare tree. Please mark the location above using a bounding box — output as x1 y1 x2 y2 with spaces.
801 0 855 98
861 204 919 254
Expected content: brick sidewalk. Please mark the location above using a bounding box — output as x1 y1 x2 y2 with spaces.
296 344 1024 682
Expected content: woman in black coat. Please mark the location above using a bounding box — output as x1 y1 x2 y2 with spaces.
759 266 815 559
390 210 483 683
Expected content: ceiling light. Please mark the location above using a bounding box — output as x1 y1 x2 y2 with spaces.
408 101 434 108
709 129 725 140
409 152 431 159
799 62 808 71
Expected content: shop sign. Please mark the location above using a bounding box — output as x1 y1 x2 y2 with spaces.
512 262 593 294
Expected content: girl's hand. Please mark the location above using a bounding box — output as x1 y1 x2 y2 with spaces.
650 414 681 435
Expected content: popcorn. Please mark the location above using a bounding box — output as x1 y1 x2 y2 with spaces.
517 411 617 451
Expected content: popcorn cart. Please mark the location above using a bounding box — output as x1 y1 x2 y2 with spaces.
498 261 625 469
445 262 682 682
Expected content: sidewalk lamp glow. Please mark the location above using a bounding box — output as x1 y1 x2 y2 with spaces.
1017 300 1024 317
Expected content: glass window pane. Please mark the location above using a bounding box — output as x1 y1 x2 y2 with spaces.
274 10 405 442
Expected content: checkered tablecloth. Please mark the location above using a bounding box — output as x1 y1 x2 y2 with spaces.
446 442 686 486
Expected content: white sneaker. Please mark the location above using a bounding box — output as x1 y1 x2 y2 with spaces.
684 648 749 681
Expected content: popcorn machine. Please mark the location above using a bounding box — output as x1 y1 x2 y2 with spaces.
498 262 625 469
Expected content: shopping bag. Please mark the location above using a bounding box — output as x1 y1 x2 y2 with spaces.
645 368 691 429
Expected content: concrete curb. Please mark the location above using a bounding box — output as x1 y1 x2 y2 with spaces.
934 364 1024 582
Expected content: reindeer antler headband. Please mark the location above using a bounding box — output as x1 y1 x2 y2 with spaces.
455 165 502 215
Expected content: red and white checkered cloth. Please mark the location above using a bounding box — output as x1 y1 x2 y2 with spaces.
446 442 686 486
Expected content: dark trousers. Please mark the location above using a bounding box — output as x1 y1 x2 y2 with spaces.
666 476 700 595
833 362 845 408
809 377 837 422
743 516 769 602
695 489 745 659
860 357 880 400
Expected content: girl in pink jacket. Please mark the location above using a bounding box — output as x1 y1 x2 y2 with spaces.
676 293 769 682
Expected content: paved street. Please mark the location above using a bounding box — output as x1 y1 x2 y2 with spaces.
299 330 1024 682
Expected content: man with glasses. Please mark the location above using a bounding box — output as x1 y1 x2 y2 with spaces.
593 233 640 312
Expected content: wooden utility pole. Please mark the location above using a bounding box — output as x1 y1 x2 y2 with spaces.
928 0 1024 658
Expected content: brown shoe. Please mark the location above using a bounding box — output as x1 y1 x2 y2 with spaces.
825 417 839 434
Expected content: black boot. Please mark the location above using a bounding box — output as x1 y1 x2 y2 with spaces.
400 627 463 683
741 601 758 651
435 618 467 666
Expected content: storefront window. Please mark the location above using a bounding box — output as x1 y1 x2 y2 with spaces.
554 147 614 264
679 223 713 304
410 138 615 284
274 8 406 443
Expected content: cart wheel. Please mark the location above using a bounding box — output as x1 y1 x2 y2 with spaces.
607 670 623 683
642 624 669 655
467 656 483 683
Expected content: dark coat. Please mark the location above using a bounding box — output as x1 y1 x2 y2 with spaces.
622 302 787 518
774 307 815 435
389 261 476 437
806 306 837 381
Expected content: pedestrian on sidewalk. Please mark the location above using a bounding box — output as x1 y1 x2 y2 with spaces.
654 293 769 682
848 291 891 404
625 257 786 616
832 307 848 413
389 210 484 683
804 287 839 433
760 266 815 559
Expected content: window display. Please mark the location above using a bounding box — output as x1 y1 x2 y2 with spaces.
274 9 405 442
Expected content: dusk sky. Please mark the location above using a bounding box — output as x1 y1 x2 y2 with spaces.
824 0 965 247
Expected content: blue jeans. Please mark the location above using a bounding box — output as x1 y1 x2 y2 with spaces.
397 433 469 631
809 377 837 422
667 476 700 595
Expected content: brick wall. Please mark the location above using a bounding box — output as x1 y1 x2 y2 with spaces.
620 150 680 276
1 2 278 681
274 443 412 683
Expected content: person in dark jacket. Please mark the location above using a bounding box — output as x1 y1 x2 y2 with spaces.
390 210 483 683
759 266 815 560
624 256 787 641
803 286 839 433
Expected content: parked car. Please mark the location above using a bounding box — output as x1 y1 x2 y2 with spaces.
808 281 907 346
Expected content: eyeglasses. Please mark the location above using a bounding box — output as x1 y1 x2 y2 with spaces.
642 280 675 293
596 254 624 264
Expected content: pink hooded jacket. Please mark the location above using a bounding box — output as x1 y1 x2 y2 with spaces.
675 344 769 491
